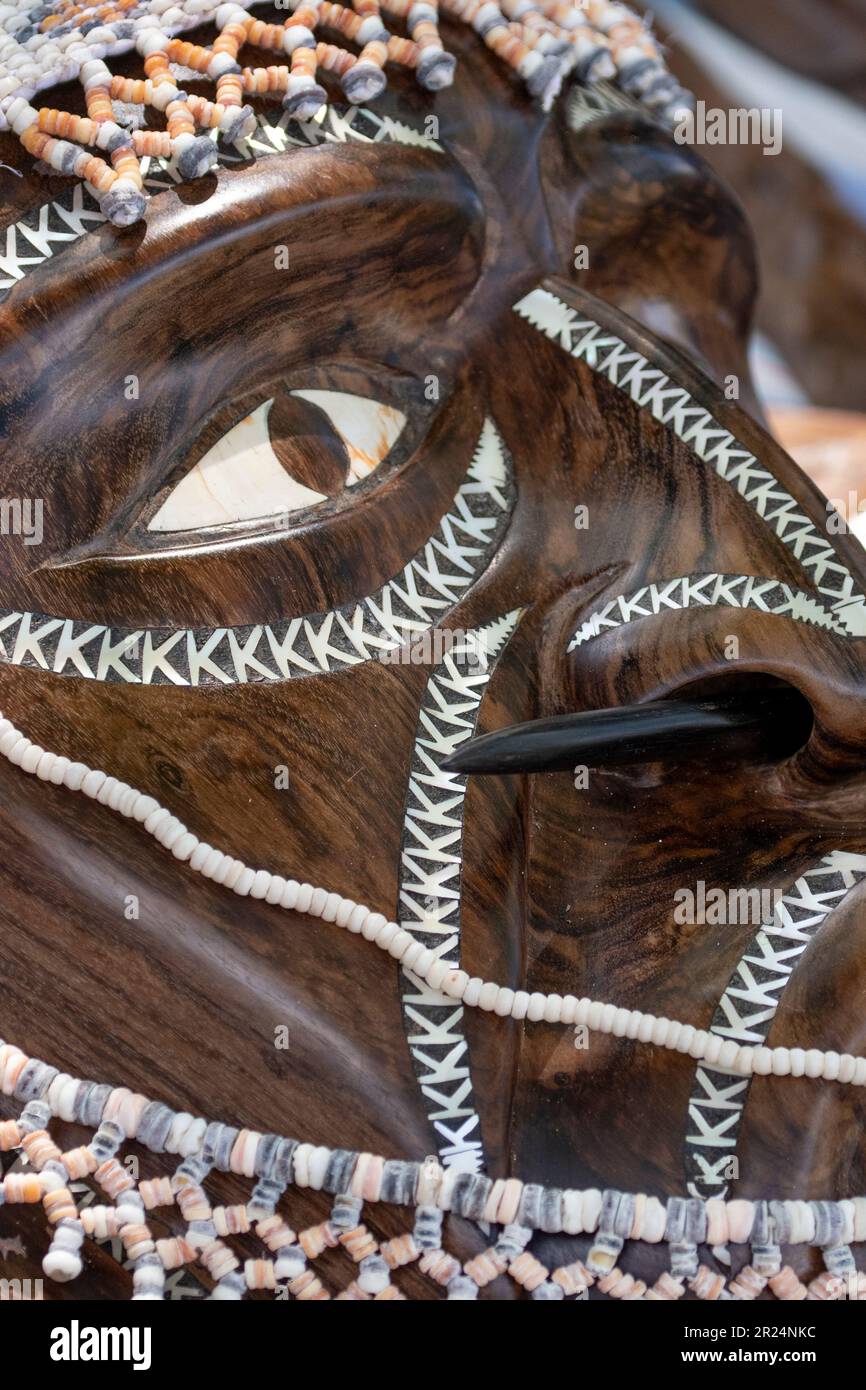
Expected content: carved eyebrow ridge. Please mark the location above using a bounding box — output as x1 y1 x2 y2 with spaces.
0 104 444 306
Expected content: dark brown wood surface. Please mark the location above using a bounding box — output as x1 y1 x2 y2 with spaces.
1 19 865 1299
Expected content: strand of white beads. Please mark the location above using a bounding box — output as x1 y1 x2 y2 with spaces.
2 706 864 1088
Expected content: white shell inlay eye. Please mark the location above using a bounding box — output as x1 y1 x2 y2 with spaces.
148 390 407 534
291 390 406 485
149 400 327 532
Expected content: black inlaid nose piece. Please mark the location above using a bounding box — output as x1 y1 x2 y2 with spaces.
441 688 810 776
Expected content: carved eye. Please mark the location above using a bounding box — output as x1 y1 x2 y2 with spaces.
148 388 407 534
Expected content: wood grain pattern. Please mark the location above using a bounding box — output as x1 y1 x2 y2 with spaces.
1 20 865 1299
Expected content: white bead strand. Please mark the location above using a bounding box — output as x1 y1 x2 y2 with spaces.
0 706 863 1089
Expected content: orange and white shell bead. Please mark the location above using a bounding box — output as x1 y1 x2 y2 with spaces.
0 0 690 224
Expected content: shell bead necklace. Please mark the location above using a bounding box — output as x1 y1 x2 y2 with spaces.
0 704 864 1089
1 1043 865 1299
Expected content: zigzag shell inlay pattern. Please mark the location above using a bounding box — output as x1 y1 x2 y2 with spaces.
685 852 866 1197
0 417 514 685
398 609 523 1171
567 572 847 651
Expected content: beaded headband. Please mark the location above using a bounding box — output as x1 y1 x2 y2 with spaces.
0 0 692 224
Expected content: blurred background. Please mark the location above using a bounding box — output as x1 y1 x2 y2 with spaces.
639 0 866 540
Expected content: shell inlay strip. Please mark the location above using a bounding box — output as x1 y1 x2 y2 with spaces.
398 609 523 1171
568 572 847 651
685 851 866 1198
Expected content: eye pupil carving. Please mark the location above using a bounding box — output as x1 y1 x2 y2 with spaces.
268 391 349 499
147 387 407 535
291 389 406 487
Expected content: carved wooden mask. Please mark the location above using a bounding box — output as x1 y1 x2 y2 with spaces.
2 27 866 1297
